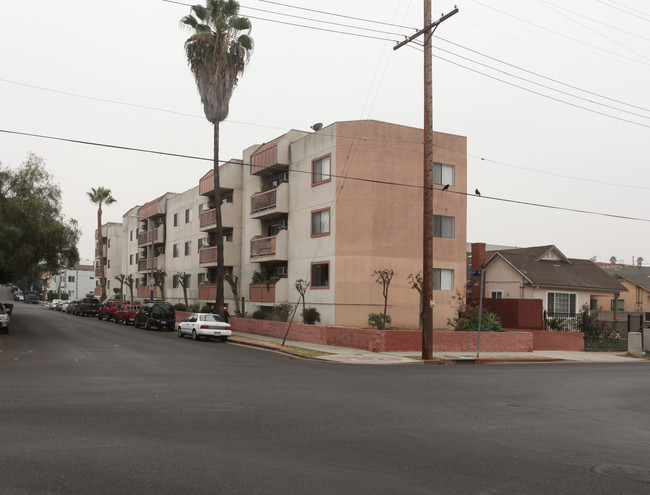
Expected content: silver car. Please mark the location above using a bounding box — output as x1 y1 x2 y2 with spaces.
177 313 231 341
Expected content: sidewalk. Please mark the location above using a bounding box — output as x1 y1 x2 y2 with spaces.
231 332 647 365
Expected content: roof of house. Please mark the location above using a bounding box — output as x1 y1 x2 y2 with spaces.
485 245 627 293
605 266 650 292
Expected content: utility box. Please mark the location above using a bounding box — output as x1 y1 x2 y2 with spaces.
628 332 643 357
644 329 650 352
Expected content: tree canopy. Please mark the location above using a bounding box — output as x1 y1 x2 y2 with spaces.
0 153 80 283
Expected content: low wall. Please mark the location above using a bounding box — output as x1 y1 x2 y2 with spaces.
506 329 585 351
230 318 534 353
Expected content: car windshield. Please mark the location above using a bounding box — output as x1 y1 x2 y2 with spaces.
199 314 224 323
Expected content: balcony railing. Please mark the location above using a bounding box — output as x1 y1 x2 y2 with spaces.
138 257 159 272
249 283 276 303
198 284 216 301
251 236 276 258
199 246 218 264
251 189 277 214
95 266 103 277
200 208 217 229
138 227 162 246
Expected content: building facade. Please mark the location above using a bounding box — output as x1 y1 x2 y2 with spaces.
94 120 468 329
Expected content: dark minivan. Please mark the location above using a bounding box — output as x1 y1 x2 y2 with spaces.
133 302 176 331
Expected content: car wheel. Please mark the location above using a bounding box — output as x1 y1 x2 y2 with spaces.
122 318 128 326
177 327 183 338
98 314 103 321
134 319 140 328
192 330 198 341
144 318 151 330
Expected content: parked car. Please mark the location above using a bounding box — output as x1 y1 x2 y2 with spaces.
60 301 70 313
0 304 9 334
74 297 100 317
177 313 231 341
49 299 61 310
133 302 176 331
113 304 141 325
66 300 78 314
14 292 23 301
98 300 128 321
25 293 39 304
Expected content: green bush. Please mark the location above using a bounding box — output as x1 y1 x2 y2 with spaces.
302 307 321 325
272 302 293 322
252 310 267 320
188 303 200 312
368 313 391 330
200 304 212 313
173 303 187 311
450 311 503 332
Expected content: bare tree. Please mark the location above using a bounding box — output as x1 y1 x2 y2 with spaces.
294 279 310 322
125 274 135 303
225 270 241 316
178 272 190 309
114 274 126 299
153 269 166 301
408 272 423 330
373 269 395 330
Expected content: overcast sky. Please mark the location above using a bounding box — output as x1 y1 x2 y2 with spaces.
1 0 648 265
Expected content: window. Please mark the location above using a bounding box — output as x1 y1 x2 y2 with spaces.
184 241 191 256
130 230 133 242
185 208 192 223
107 259 111 269
107 280 110 289
311 262 330 288
198 273 206 285
135 253 139 262
184 275 191 288
173 213 179 227
611 299 625 311
312 155 331 185
198 238 205 252
107 239 111 248
68 276 75 282
312 209 330 236
173 244 179 258
221 192 233 204
433 215 455 239
129 254 133 266
491 291 503 299
547 292 577 314
433 268 454 291
433 162 455 186
172 275 179 289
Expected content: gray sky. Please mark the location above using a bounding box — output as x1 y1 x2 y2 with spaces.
1 0 648 265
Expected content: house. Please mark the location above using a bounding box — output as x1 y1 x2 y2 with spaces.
593 265 650 315
469 243 627 315
94 120 469 329
45 263 95 300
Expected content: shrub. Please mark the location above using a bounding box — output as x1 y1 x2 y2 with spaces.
200 304 212 313
251 271 265 284
272 302 293 322
252 310 267 320
450 311 503 332
173 303 187 311
188 303 200 312
368 313 391 330
302 307 321 325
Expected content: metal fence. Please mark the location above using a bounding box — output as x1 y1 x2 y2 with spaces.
544 311 634 351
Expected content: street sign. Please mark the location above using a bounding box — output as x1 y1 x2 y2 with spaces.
468 269 482 277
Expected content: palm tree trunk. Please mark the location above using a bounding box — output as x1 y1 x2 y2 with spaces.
214 122 225 318
98 205 106 301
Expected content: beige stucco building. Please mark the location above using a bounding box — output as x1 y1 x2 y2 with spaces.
95 120 468 329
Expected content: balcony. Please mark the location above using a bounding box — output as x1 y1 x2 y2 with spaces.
199 242 237 267
199 202 236 231
138 227 163 246
250 137 290 176
250 182 288 220
249 279 288 304
198 282 236 301
250 230 288 261
95 266 103 277
137 285 159 299
138 256 160 272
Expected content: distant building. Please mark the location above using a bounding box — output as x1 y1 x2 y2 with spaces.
47 263 95 300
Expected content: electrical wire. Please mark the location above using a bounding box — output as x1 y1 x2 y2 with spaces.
2 127 648 223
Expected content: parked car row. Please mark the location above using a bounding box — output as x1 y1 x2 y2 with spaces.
51 298 232 342
0 302 10 335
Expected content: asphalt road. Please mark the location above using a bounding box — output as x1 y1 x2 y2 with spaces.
2 290 650 494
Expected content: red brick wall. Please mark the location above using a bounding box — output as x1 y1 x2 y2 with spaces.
506 329 584 351
230 318 534 353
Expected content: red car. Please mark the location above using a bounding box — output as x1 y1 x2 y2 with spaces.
113 304 141 325
98 300 128 321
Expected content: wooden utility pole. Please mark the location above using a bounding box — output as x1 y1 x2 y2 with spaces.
394 4 458 360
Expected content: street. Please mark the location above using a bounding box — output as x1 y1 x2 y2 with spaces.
1 295 650 494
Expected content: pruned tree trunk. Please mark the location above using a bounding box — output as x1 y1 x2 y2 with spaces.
214 122 225 319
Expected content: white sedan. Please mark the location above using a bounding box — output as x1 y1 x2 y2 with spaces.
177 313 232 341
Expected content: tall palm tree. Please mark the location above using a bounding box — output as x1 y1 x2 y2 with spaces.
87 187 116 302
182 0 253 319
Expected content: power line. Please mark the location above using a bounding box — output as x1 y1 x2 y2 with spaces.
2 127 648 223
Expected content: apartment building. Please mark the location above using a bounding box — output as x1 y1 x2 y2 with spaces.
47 263 95 299
95 119 467 329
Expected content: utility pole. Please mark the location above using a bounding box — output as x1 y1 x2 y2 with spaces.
395 4 458 360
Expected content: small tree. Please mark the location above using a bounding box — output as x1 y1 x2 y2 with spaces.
153 269 166 301
372 269 394 330
294 279 310 322
408 272 423 330
637 257 644 267
125 274 135 303
225 270 241 316
178 272 190 309
609 256 617 264
114 274 126 299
